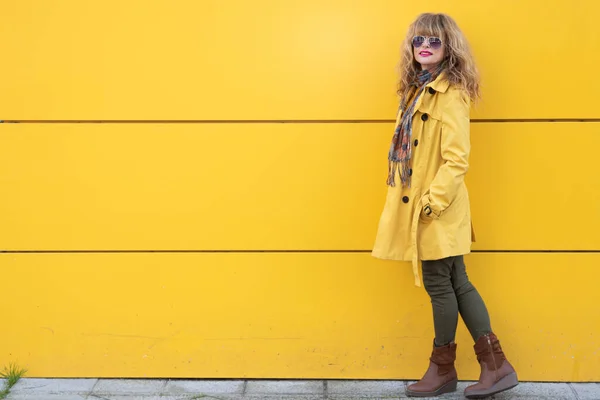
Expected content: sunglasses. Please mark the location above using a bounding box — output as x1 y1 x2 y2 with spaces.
412 36 443 50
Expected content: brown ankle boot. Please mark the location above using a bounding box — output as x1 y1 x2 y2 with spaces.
464 333 519 399
406 342 458 397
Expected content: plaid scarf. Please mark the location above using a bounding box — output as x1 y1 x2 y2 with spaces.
387 63 446 187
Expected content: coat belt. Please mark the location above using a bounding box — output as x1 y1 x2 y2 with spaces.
410 193 429 287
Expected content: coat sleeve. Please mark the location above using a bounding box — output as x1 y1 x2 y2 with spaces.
424 90 470 218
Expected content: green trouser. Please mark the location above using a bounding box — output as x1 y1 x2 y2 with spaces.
422 255 492 346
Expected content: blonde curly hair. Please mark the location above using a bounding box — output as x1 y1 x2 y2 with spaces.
398 13 480 102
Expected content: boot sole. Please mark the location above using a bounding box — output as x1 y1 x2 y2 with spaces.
465 372 519 399
406 379 458 397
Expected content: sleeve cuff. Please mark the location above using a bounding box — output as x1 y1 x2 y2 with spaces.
422 202 441 220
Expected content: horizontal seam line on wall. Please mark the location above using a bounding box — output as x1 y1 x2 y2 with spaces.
1 119 600 124
1 250 599 254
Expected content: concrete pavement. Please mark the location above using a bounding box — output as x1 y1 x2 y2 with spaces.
5 378 600 400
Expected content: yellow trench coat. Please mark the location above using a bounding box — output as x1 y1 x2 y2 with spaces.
372 73 475 287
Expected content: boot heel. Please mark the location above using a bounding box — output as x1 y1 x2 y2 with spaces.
495 372 519 392
465 372 519 399
439 378 458 394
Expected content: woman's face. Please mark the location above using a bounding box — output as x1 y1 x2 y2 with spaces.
412 35 445 71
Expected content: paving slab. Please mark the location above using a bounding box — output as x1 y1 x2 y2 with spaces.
244 397 324 400
92 379 167 394
245 380 324 395
164 379 245 394
327 380 406 397
9 395 89 400
88 396 210 400
502 398 579 400
9 378 97 394
329 397 405 400
570 382 600 400
88 396 195 400
91 397 319 400
504 382 576 398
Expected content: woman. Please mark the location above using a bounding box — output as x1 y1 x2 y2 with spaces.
371 13 518 398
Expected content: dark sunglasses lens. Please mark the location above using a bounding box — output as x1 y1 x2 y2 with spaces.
412 36 425 47
429 38 442 49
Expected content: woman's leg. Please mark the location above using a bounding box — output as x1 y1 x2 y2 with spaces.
452 256 519 399
450 255 492 341
422 257 459 346
406 257 459 397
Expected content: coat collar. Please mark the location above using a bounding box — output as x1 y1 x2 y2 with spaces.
426 71 450 93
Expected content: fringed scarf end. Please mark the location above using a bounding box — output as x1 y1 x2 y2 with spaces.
387 161 396 187
401 163 412 188
387 160 413 188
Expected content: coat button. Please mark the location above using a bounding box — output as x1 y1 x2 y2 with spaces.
409 168 413 176
402 196 409 203
421 113 429 121
428 87 436 94
414 139 419 147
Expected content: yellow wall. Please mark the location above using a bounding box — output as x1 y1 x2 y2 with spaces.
1 0 599 381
